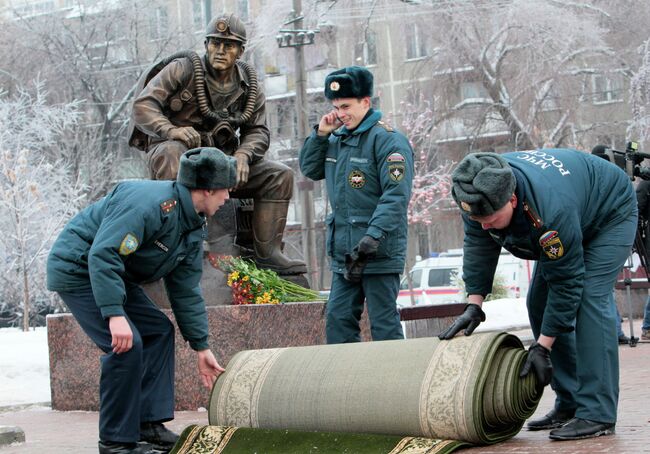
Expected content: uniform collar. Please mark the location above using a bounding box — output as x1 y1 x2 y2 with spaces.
175 183 206 231
333 108 382 137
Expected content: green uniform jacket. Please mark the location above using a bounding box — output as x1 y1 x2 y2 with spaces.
461 149 636 337
299 109 414 274
47 180 210 350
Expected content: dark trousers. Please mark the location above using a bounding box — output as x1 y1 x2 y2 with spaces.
326 272 404 344
58 285 175 443
526 212 637 424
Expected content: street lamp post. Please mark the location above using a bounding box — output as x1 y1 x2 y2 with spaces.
276 2 321 289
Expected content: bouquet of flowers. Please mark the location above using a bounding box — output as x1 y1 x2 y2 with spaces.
209 254 325 305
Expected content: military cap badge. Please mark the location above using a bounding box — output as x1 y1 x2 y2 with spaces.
216 20 228 32
330 81 340 91
461 201 471 212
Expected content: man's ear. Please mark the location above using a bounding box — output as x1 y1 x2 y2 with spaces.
237 45 245 59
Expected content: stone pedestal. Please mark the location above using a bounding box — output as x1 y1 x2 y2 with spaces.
47 302 371 411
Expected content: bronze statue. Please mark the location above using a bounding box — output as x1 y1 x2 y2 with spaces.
128 13 306 274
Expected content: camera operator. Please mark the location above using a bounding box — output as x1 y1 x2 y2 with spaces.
635 179 650 340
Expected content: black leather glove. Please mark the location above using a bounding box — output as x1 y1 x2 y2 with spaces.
438 303 486 340
344 251 364 282
343 235 380 283
356 235 380 257
519 341 553 389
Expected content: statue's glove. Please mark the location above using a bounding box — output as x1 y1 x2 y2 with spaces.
343 235 379 283
519 341 553 389
233 151 250 188
167 126 201 148
438 303 486 340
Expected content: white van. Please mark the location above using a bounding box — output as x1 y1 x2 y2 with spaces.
397 249 532 307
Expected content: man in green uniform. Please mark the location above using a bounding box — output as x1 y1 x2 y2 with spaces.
299 66 414 343
440 150 637 440
47 148 235 454
128 13 305 274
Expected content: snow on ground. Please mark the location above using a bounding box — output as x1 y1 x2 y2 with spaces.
0 327 51 407
0 298 530 408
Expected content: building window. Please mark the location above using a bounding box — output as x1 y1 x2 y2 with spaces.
460 81 489 101
192 0 207 32
591 74 623 104
354 29 377 66
406 23 427 60
149 6 168 40
237 0 249 22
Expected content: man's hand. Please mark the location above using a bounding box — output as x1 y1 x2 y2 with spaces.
438 304 486 340
343 235 380 282
317 110 343 136
357 235 380 257
167 126 201 148
109 316 134 354
233 151 250 188
197 349 225 389
519 341 553 389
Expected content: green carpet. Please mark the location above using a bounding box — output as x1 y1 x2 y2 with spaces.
170 425 469 454
175 332 541 452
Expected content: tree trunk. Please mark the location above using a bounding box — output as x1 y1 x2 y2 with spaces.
22 263 30 332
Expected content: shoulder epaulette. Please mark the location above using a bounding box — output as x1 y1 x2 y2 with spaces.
377 120 394 132
160 199 178 214
523 201 543 229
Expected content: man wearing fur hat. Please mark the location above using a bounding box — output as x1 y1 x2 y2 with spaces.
300 66 414 344
128 13 305 274
440 150 637 441
47 148 236 454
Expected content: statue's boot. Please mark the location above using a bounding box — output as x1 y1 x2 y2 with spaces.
253 200 307 274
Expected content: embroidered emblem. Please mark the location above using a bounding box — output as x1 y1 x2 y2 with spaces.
118 233 139 256
330 81 340 91
461 201 472 212
539 230 564 259
160 199 177 214
154 240 169 252
348 170 366 188
388 164 405 182
387 152 405 163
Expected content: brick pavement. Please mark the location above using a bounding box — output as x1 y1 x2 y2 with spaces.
1 320 648 454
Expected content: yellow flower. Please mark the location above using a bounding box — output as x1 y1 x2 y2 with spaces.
242 275 250 282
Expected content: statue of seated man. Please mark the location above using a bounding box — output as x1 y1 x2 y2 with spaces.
128 13 306 275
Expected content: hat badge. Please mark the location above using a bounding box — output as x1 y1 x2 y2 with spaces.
216 20 228 32
460 201 471 212
330 81 340 91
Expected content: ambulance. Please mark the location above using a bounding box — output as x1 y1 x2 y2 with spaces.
396 249 532 307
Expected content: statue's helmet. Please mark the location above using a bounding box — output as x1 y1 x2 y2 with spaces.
206 14 247 45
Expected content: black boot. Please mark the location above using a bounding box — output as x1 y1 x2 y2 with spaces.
549 417 615 440
139 422 179 452
253 200 307 274
527 407 576 431
98 440 154 454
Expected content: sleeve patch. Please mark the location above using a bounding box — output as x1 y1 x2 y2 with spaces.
539 230 564 259
119 233 139 256
388 164 405 182
387 152 405 163
160 199 177 214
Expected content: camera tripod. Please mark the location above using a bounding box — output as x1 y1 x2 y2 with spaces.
620 255 639 347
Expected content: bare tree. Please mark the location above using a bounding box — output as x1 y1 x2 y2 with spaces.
629 39 650 145
0 81 86 330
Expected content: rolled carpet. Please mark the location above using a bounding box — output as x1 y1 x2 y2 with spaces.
205 332 541 448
